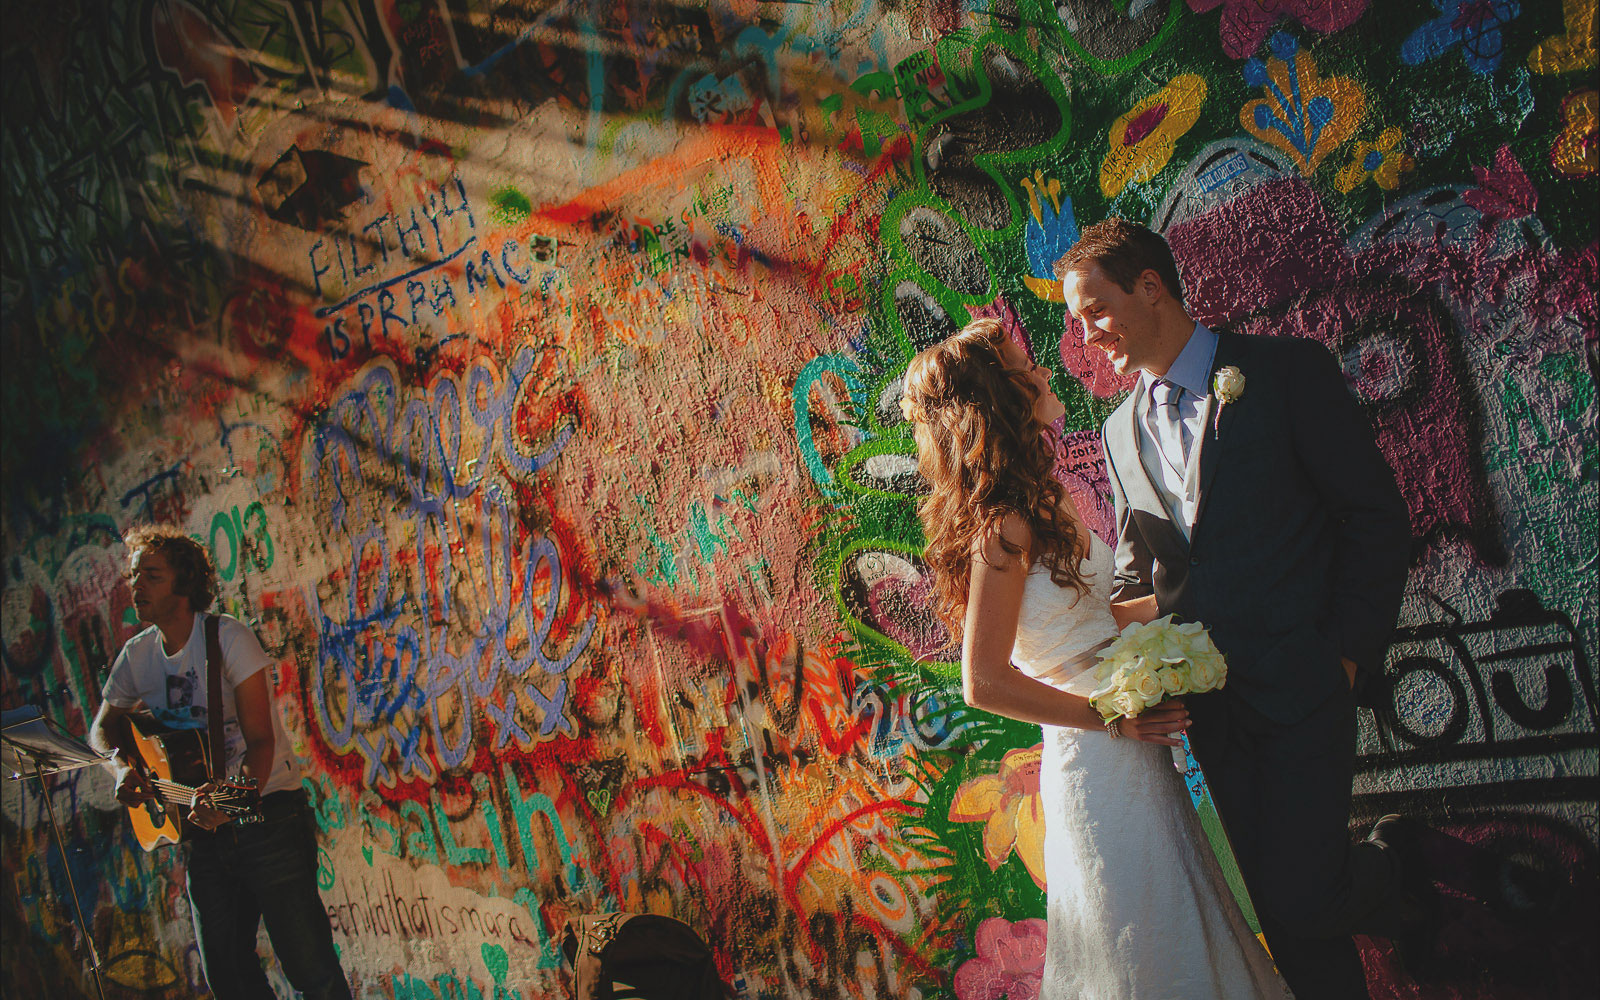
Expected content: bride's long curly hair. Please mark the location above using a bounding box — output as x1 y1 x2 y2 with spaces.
901 318 1088 640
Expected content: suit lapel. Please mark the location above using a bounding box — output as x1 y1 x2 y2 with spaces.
1182 393 1214 505
1191 332 1244 533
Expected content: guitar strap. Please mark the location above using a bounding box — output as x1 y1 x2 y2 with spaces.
204 614 224 782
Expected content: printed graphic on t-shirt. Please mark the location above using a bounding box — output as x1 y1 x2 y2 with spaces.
155 661 244 769
162 671 203 729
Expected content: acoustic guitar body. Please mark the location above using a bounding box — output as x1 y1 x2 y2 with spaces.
123 718 211 852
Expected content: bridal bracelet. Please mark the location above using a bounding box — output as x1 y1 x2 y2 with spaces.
1104 717 1122 739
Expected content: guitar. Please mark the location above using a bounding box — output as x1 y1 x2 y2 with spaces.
119 714 260 851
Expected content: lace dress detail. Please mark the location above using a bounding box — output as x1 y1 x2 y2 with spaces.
1010 534 1121 686
1013 534 1291 999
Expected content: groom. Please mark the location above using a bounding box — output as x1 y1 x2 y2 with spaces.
1058 219 1424 999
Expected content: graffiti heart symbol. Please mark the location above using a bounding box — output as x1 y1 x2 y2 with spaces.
481 943 510 984
587 788 613 817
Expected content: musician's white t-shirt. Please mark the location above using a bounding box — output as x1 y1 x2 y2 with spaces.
101 612 301 796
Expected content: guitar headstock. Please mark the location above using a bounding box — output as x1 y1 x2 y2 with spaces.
206 776 260 815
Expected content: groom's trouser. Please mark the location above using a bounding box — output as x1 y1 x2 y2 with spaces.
1187 687 1402 1000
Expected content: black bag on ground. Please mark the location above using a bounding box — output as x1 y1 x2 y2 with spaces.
561 912 728 1000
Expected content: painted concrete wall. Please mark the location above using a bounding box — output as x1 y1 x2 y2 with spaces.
1 1 1594 998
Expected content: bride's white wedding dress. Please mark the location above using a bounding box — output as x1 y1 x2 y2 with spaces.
1012 532 1290 999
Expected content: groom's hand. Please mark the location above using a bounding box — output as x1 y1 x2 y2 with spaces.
1122 700 1190 747
1342 657 1358 690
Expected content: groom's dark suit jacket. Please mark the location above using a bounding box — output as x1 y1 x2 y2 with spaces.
1101 330 1411 723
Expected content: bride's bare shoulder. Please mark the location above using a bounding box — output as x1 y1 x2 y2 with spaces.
971 512 1035 570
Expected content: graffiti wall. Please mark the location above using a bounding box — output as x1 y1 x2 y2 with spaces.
2 1 1593 998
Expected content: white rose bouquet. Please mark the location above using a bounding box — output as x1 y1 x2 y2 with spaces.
1079 615 1227 721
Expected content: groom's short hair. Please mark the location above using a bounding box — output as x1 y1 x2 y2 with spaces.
1053 218 1185 305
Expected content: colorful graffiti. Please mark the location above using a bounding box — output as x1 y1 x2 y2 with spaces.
2 0 1594 998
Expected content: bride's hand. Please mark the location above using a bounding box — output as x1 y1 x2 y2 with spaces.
1119 699 1190 746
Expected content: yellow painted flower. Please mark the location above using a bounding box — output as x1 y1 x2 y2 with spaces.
1527 0 1597 75
1241 32 1365 175
1552 89 1598 177
1100 74 1208 198
1335 128 1416 193
948 744 1046 888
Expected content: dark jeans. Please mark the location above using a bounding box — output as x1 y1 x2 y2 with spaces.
1187 687 1402 1000
186 789 351 1000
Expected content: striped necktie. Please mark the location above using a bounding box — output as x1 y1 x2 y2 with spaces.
1151 378 1192 472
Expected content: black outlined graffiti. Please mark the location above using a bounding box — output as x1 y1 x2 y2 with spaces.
1357 589 1597 815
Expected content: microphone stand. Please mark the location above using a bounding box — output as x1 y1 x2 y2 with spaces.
2 707 112 1000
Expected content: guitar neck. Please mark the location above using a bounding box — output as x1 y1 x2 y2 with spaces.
145 777 253 814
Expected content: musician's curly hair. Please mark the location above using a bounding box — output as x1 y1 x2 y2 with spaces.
124 525 217 611
900 318 1088 641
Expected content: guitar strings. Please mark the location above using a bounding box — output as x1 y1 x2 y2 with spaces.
141 778 246 809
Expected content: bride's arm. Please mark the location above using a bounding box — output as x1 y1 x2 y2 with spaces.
962 515 1189 745
958 518 1124 730
1110 595 1159 629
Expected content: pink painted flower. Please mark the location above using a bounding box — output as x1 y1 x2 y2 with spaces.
1464 144 1537 220
954 916 1047 1000
1188 0 1369 60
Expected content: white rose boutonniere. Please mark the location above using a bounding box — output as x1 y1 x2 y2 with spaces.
1212 365 1245 432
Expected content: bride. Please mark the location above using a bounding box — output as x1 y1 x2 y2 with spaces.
901 318 1289 999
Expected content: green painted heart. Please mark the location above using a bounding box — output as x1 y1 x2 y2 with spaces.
482 942 509 983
